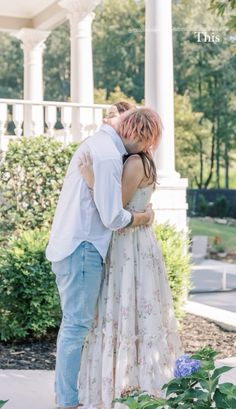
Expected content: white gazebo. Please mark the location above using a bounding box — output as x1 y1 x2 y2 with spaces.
0 0 188 231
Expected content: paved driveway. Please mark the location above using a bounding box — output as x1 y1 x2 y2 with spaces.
190 259 236 312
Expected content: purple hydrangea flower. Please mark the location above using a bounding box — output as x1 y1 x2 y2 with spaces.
174 354 201 378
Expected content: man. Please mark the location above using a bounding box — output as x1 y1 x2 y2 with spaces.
46 104 155 409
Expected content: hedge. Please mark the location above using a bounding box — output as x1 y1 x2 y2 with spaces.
0 224 191 340
0 135 78 231
153 223 191 322
0 229 60 341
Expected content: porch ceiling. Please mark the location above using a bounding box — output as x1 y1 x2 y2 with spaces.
0 0 67 32
0 0 56 18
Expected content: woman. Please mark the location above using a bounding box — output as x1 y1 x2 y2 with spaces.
78 104 183 409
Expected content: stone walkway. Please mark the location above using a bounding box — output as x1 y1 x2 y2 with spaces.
1 361 236 409
0 370 55 409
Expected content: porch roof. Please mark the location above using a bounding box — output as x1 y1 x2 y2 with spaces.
0 0 67 32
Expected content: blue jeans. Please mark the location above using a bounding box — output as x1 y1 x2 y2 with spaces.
52 241 103 408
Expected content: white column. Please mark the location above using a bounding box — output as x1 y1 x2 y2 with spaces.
70 12 94 105
145 0 188 231
59 0 102 141
14 28 50 136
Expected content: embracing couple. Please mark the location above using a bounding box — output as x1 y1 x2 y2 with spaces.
46 102 183 409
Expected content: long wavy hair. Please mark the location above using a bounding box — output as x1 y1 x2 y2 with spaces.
113 101 136 113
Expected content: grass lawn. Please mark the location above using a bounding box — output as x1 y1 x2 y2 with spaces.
189 218 236 252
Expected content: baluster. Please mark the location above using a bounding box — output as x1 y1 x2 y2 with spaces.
0 103 7 151
61 106 72 146
23 104 32 137
45 106 57 137
92 107 96 133
81 107 102 139
82 107 93 137
71 106 81 143
13 104 23 137
31 105 44 137
94 107 103 132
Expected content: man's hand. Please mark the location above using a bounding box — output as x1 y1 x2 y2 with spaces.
132 203 155 228
122 203 155 230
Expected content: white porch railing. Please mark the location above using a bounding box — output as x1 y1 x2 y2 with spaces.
0 98 110 150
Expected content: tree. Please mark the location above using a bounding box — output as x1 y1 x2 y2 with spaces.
173 0 236 188
0 33 23 98
209 0 236 30
174 93 213 188
93 0 145 102
0 25 70 102
44 22 70 101
94 86 137 104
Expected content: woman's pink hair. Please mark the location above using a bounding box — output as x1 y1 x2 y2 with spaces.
118 107 163 150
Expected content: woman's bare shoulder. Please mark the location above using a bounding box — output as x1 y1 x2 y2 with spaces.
123 154 144 168
123 154 145 182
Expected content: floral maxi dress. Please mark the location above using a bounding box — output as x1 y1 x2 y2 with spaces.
79 185 184 409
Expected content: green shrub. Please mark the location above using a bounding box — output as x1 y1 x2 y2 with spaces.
0 229 60 341
0 135 78 231
197 193 209 216
210 195 229 218
153 223 191 322
0 225 190 340
116 347 236 409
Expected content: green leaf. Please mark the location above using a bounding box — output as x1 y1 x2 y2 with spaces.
191 347 219 361
208 376 220 394
190 368 209 380
121 397 138 409
219 382 236 398
140 399 166 409
0 401 8 409
183 388 209 401
137 394 151 403
165 382 184 397
200 360 215 371
162 378 182 390
214 388 236 408
211 366 233 381
199 379 210 391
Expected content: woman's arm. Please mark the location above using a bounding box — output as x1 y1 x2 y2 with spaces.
78 153 154 227
79 153 145 206
78 152 94 189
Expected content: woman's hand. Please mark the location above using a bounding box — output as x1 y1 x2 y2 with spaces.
78 152 95 189
145 203 155 226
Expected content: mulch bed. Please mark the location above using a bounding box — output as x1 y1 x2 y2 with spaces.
180 313 236 359
0 329 57 370
210 252 236 263
0 313 236 370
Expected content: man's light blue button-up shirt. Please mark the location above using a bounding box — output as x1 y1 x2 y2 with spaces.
46 124 132 262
